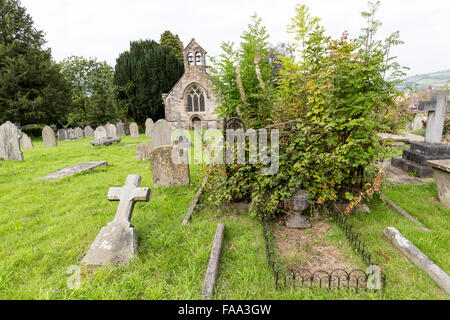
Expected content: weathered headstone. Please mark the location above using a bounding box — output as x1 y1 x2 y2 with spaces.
151 119 173 150
19 132 33 150
0 121 23 161
150 145 190 187
42 126 57 148
129 123 139 138
409 113 426 131
57 129 66 141
94 126 107 140
116 123 126 136
81 175 151 266
136 142 152 161
105 124 117 139
84 126 94 138
74 127 84 140
145 118 154 137
90 137 121 146
43 161 108 180
392 90 450 177
67 128 75 140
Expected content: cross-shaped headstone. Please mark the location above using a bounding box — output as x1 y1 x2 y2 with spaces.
81 174 151 266
418 90 450 144
107 175 150 224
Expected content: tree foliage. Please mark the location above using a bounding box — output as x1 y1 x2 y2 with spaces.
60 56 118 128
114 40 184 125
0 0 71 126
207 3 406 218
160 30 184 63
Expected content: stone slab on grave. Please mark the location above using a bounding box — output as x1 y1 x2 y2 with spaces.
43 161 108 180
426 159 450 208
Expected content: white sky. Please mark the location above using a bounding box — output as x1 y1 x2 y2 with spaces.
21 0 450 77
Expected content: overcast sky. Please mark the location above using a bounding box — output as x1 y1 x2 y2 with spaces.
21 0 450 77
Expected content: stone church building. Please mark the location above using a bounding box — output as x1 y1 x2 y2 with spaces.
162 39 220 130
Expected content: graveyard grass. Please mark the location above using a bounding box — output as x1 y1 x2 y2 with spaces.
0 136 449 299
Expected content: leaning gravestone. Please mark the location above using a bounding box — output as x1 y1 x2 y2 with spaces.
20 132 33 150
105 124 117 139
43 161 108 180
42 126 57 148
67 128 75 141
392 90 450 176
57 129 66 141
74 127 84 140
129 123 139 138
151 119 173 150
94 126 107 140
145 118 154 137
116 123 126 136
81 175 150 266
150 145 190 187
0 121 23 161
84 126 94 138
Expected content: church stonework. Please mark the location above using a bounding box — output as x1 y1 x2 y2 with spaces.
162 39 221 130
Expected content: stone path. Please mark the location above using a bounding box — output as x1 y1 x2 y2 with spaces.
43 161 108 180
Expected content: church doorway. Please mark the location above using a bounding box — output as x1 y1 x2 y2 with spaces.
190 116 202 130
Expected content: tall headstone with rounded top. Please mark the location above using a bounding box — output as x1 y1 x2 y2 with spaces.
116 123 126 136
106 124 117 139
129 123 139 138
84 126 94 138
42 126 57 148
151 119 173 150
94 126 107 140
20 132 33 149
74 127 84 140
0 121 23 161
145 118 154 137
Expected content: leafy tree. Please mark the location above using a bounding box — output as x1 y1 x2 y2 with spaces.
60 56 118 127
210 14 275 128
0 0 71 126
160 30 184 63
114 40 184 125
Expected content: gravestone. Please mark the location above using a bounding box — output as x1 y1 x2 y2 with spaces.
20 132 33 150
42 126 57 147
105 124 117 139
116 123 126 136
57 129 66 141
81 175 151 266
136 142 152 161
0 121 23 161
426 159 450 208
145 118 154 137
150 145 190 187
84 126 94 138
94 126 107 140
90 137 121 146
43 161 108 180
74 127 84 140
67 128 75 140
129 123 139 138
151 119 173 150
392 90 450 176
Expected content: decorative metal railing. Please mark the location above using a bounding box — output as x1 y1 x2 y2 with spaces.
262 207 386 291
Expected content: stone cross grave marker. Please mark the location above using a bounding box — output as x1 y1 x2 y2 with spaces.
419 90 450 144
42 126 57 147
81 175 151 266
0 121 23 161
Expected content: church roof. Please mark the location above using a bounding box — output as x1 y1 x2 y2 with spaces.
184 38 207 54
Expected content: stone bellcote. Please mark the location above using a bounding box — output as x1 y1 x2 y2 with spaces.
183 38 207 73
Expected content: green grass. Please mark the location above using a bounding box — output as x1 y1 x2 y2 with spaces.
0 137 448 299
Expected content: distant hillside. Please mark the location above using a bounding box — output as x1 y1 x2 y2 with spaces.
397 69 450 91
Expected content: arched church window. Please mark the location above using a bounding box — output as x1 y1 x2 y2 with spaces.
186 85 206 112
196 53 202 65
188 53 194 65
